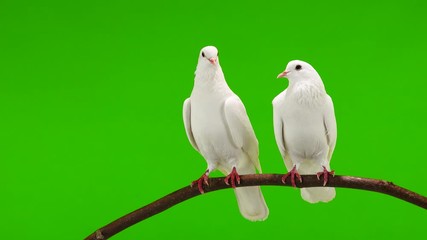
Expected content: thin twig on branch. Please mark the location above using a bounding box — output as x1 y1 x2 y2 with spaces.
85 174 427 240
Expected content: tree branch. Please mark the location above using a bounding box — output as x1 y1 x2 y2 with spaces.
84 174 427 240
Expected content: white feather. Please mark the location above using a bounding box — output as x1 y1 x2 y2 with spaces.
183 98 199 152
224 96 262 173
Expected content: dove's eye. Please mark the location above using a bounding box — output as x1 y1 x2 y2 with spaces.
202 52 205 57
295 65 302 70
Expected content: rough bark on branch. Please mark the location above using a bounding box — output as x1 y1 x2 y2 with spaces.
85 174 427 240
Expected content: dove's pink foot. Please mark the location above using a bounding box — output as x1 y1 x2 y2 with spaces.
224 167 241 188
282 165 302 187
191 171 209 194
316 166 335 186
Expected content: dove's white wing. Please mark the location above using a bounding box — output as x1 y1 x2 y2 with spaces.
224 95 261 173
323 95 337 162
183 98 199 152
273 90 293 170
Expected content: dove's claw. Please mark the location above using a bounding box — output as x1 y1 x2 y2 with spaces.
282 165 302 188
191 172 209 194
316 166 335 186
224 167 241 188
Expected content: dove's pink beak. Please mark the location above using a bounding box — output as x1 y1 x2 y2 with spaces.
209 57 217 65
277 70 289 78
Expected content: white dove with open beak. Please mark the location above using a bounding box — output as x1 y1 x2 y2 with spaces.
183 46 269 221
273 60 337 203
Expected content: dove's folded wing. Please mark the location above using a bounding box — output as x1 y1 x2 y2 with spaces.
224 96 261 173
323 95 337 162
183 98 199 152
272 90 293 170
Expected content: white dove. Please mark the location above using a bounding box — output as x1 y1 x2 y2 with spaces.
273 60 337 203
183 46 269 221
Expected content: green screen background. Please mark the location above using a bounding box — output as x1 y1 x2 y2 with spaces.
1 0 426 239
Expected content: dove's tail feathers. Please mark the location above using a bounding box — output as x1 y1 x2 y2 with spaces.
219 156 269 221
234 186 269 221
300 187 336 203
233 156 269 221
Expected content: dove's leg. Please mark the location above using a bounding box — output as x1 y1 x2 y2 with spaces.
224 158 241 188
191 163 216 194
281 164 302 187
316 166 335 186
191 170 209 194
224 166 241 188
